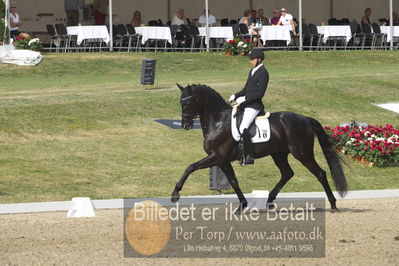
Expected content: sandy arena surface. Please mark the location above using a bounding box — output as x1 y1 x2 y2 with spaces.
1 198 399 265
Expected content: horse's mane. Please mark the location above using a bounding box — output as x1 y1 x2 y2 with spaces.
190 84 230 110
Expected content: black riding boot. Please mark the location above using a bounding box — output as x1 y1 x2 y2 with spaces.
239 129 255 165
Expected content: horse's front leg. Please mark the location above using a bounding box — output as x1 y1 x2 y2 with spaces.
171 155 217 203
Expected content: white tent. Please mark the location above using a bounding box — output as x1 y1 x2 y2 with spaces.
5 0 399 50
112 0 398 50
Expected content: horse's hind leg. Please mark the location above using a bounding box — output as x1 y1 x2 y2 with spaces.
298 157 338 211
267 152 295 206
220 163 247 214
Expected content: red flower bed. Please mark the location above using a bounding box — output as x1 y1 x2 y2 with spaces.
324 124 399 167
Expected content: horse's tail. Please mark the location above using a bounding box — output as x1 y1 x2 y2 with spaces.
308 117 348 197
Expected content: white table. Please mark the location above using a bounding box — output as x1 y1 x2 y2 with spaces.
259 26 291 45
317 26 352 43
135 26 172 45
380 26 399 43
67 25 110 45
198 26 234 40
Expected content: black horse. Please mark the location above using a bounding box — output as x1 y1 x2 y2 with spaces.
171 84 348 212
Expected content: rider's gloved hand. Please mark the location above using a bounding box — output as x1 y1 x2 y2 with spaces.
229 94 236 102
236 96 246 104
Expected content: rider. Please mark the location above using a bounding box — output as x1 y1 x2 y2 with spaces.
229 48 269 165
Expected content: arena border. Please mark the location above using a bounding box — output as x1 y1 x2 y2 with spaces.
0 189 398 215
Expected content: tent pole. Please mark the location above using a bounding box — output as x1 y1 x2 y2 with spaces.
205 0 209 52
4 0 10 43
109 0 113 52
299 0 303 51
389 0 393 50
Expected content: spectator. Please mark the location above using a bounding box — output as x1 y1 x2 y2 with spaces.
241 9 261 48
198 9 216 27
171 8 188 26
131 10 143 27
257 9 269 25
269 9 280 25
92 0 107 25
249 10 257 25
277 8 297 36
65 0 83 26
239 9 251 25
9 2 22 38
361 8 372 25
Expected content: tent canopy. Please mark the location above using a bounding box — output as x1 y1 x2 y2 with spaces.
3 0 397 50
13 0 399 30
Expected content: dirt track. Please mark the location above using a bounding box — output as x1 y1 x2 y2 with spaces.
1 198 398 265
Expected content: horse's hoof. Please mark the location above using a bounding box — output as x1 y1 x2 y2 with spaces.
234 207 243 216
267 202 276 210
171 192 180 203
234 204 247 215
331 207 339 213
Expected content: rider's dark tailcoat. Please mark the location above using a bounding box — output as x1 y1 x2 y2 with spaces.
234 65 269 114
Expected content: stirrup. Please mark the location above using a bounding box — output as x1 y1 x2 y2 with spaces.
240 154 254 166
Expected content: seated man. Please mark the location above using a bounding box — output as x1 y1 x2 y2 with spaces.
198 9 217 27
269 9 281 25
171 8 188 26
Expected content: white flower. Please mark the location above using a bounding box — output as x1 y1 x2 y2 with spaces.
243 44 247 48
348 138 356 143
237 41 243 47
28 38 40 46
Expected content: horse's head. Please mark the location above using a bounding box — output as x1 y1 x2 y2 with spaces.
177 83 201 130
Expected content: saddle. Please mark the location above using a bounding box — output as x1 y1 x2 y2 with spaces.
231 106 271 143
234 107 267 138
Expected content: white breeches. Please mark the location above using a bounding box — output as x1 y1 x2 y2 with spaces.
239 107 260 134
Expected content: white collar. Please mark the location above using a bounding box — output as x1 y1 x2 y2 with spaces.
251 63 263 76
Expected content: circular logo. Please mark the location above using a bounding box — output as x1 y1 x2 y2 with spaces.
125 200 171 255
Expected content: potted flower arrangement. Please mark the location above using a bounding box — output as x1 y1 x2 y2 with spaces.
236 38 254 55
221 39 238 55
324 124 399 167
221 38 255 56
14 32 43 51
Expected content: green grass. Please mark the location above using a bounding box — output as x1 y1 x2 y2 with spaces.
0 51 398 203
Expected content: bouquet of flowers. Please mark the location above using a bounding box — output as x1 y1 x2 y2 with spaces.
221 39 238 54
222 38 254 55
14 32 43 51
236 38 254 55
325 124 399 167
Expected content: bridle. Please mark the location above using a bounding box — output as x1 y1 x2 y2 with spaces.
180 95 199 120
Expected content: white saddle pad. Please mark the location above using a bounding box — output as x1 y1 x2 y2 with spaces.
231 106 271 143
